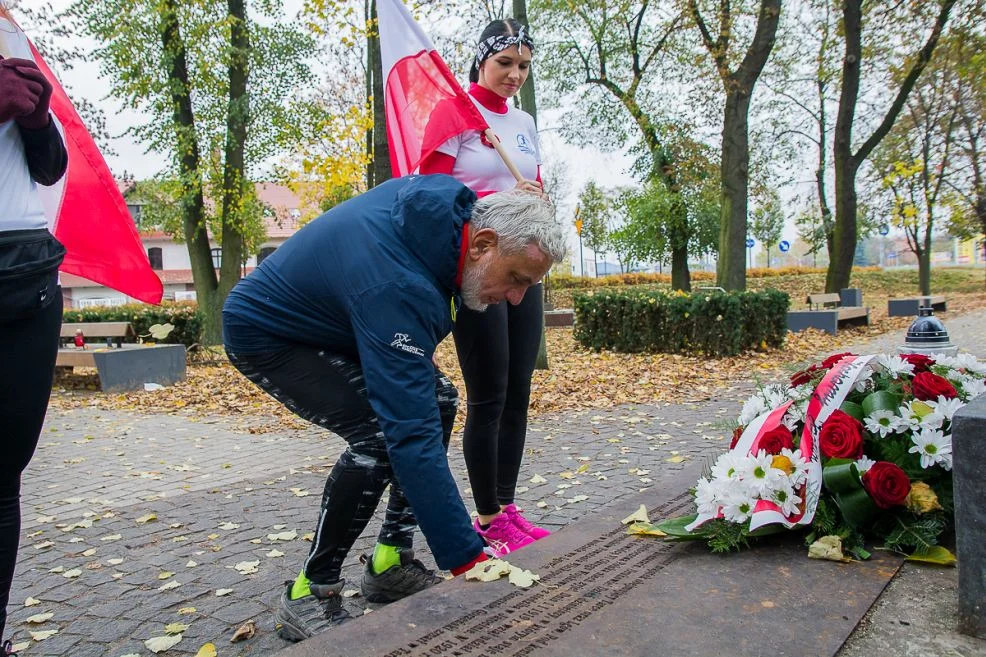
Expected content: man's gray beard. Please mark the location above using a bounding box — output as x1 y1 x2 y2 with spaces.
460 259 490 312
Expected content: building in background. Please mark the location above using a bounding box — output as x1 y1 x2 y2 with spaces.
60 182 312 308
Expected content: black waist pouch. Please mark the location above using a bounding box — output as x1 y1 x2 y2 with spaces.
0 228 67 322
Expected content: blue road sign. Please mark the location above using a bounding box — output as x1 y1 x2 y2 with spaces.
879 224 890 236
778 240 790 252
887 251 897 259
746 238 755 248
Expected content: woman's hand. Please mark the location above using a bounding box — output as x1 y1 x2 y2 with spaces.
513 178 546 199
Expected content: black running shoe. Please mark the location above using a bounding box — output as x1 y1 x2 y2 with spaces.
274 579 351 642
360 550 443 605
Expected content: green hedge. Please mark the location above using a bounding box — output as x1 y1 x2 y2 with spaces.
573 288 790 357
63 302 203 347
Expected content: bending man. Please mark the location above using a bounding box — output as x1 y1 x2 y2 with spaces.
222 174 565 642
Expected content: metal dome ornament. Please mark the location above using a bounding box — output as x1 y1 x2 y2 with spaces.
897 306 958 358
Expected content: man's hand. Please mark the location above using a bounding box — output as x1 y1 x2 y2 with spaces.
0 58 53 129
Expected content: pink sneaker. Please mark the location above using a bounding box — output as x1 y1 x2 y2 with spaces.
503 503 551 540
474 513 535 557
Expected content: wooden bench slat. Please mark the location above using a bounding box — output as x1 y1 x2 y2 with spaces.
60 322 136 339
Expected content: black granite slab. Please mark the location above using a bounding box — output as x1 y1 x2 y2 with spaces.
275 469 902 657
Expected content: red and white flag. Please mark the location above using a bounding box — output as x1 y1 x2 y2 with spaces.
2 17 163 305
377 0 488 177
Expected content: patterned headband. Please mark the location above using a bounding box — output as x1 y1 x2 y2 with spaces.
474 25 534 69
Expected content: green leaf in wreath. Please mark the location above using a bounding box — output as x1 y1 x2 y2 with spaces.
861 390 901 417
839 401 864 421
653 515 705 539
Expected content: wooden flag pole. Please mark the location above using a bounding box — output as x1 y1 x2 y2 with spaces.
484 128 525 183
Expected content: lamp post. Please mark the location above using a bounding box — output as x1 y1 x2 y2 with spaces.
897 306 958 358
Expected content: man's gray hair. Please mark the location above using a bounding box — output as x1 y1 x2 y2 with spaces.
470 190 567 263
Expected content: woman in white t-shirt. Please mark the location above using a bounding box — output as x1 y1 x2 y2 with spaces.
0 8 68 654
418 18 550 559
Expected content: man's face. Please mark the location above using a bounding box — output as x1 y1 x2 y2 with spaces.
461 229 551 312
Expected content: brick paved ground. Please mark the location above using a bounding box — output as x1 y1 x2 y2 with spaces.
6 309 985 656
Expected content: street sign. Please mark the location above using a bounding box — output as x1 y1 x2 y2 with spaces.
746 238 755 248
778 240 790 252
574 206 583 236
879 224 890 236
887 251 897 259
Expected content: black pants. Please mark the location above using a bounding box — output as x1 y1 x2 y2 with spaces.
453 283 543 516
0 291 62 639
226 346 457 585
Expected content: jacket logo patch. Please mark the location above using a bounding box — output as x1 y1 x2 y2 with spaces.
390 333 425 357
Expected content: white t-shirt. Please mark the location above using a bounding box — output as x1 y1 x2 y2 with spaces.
436 97 541 194
0 18 47 232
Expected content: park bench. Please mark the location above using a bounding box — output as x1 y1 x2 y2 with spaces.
888 294 947 317
544 309 574 327
59 321 135 348
56 321 186 392
786 291 870 335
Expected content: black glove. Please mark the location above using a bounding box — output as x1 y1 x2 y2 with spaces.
0 57 53 129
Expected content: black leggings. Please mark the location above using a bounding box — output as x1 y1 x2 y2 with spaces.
453 283 542 516
0 293 62 639
226 346 457 585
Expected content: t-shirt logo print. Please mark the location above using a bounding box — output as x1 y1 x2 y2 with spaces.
390 332 425 357
515 134 535 156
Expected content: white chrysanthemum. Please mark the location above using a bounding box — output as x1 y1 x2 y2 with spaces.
694 478 720 516
874 354 915 379
787 383 814 402
781 408 802 432
899 400 938 431
736 450 785 496
710 451 746 481
919 411 945 431
771 484 803 517
961 377 986 401
853 376 874 393
855 455 876 473
738 395 768 426
720 491 757 523
927 396 965 421
937 353 986 376
863 410 900 438
778 448 811 488
909 427 952 469
761 384 789 410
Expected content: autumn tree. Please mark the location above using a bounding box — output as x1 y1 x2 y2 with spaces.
686 0 782 291
826 0 960 293
69 0 314 343
577 180 612 277
749 187 785 267
532 0 707 290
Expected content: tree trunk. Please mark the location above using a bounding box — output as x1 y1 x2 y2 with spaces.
670 243 690 292
717 89 751 291
365 0 374 189
827 0 956 292
369 0 390 187
918 249 931 296
214 0 249 345
513 0 538 123
160 0 217 341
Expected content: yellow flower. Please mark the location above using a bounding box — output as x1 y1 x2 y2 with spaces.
905 482 943 514
771 455 794 475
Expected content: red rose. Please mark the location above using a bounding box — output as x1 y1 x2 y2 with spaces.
822 352 856 369
911 371 958 401
758 426 794 455
790 365 821 387
819 410 864 460
861 462 911 509
901 353 936 373
729 426 744 449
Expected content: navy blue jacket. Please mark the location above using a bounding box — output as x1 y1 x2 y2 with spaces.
223 175 484 569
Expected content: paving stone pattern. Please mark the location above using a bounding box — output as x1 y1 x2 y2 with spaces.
8 310 986 656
